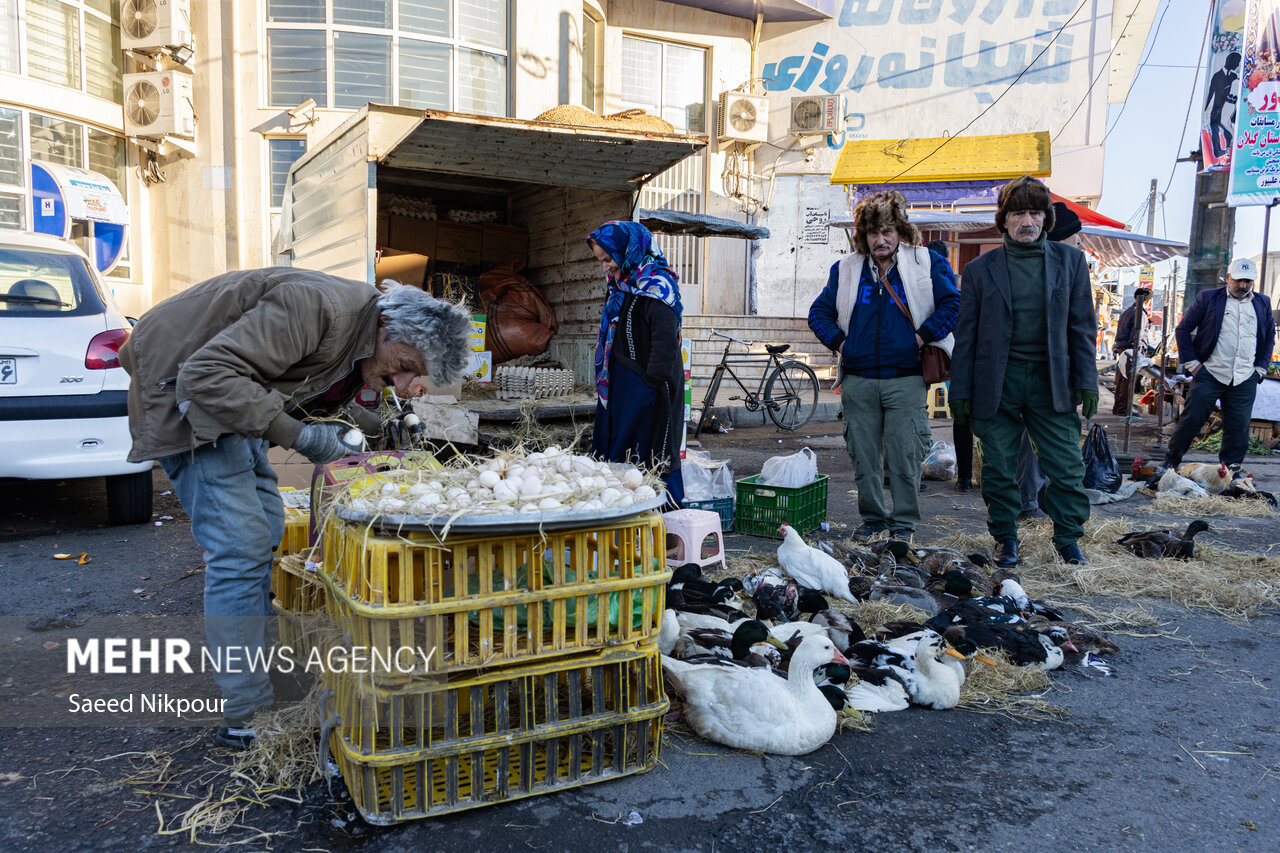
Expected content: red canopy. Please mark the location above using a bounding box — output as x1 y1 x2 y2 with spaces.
1051 192 1127 230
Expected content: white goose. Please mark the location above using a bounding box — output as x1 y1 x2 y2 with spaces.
662 634 848 755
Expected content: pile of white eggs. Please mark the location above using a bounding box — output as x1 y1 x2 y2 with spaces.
344 445 661 517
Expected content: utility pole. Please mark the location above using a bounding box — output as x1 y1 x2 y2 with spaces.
1146 178 1158 236
1183 151 1235 303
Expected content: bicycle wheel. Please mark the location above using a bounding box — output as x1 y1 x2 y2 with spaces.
764 361 818 430
694 368 724 438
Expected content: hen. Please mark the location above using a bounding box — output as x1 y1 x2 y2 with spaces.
1156 467 1209 498
776 524 857 603
1177 462 1229 494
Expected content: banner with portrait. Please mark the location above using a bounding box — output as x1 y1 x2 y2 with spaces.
1227 0 1280 203
1202 0 1246 171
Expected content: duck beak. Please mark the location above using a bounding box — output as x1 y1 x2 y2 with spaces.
831 649 850 665
975 654 999 666
943 647 967 660
1063 640 1080 653
767 636 788 650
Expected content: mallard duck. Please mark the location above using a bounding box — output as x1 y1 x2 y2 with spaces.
1116 519 1213 559
870 580 939 615
673 619 785 663
752 579 799 622
1025 614 1121 656
661 634 849 754
943 620 1071 670
673 609 747 635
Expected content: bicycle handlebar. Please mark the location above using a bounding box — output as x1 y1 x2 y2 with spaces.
711 329 753 347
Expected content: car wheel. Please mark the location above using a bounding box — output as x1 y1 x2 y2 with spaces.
105 470 153 525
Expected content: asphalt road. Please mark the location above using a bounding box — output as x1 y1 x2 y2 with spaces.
1 415 1278 852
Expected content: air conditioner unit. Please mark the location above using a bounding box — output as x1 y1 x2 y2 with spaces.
121 0 192 52
790 95 845 136
123 70 195 139
716 91 769 145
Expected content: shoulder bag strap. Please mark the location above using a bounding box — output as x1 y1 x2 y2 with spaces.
877 265 914 324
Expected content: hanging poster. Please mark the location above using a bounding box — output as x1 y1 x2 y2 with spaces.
802 206 829 243
1202 0 1246 171
1227 0 1280 204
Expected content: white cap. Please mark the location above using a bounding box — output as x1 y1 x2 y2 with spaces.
1228 257 1258 280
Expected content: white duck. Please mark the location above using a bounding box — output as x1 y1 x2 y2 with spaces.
776 524 858 604
848 632 967 710
657 609 679 655
662 634 848 755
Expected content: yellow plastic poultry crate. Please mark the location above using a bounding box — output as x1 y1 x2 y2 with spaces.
318 513 669 675
278 504 314 558
324 644 667 823
271 553 325 615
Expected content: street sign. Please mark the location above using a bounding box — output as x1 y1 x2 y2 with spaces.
1139 266 1154 288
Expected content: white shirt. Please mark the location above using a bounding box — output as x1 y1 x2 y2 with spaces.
1202 294 1259 385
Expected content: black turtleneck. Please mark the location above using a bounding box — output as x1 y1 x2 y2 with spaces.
1003 232 1048 363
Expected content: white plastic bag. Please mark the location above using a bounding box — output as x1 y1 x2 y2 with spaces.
758 447 819 489
682 450 735 501
922 440 957 481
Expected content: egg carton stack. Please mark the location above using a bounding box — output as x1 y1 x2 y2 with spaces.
493 365 575 400
382 193 437 220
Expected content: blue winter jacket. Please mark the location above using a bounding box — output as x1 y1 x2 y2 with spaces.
807 251 960 379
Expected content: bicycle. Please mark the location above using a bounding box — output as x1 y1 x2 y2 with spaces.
693 330 820 437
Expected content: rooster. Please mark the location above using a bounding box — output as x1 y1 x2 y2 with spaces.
1176 462 1230 494
776 524 857 604
1131 456 1160 481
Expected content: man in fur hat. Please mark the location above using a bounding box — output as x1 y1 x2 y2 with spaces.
949 176 1099 567
808 190 960 539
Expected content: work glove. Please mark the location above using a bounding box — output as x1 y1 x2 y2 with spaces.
950 399 971 426
383 417 412 450
293 422 363 464
1075 389 1099 420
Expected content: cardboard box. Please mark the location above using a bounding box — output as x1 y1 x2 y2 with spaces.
436 222 483 264
469 350 492 384
375 249 430 289
481 224 529 265
387 215 437 256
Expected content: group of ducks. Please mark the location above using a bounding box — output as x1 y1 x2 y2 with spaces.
658 525 1119 756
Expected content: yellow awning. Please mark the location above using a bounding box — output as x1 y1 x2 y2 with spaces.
830 131 1051 185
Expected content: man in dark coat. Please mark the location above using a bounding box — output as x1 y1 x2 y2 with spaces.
949 176 1099 567
1110 287 1151 415
1160 257 1275 472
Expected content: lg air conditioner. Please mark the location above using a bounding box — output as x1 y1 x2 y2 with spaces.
121 0 192 53
716 92 769 145
123 70 195 139
790 95 845 136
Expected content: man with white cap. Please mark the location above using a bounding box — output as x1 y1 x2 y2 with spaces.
1161 257 1275 473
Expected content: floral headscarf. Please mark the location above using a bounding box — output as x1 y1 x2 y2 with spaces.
589 221 682 406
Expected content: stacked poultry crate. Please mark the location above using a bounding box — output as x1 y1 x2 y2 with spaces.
312 453 671 823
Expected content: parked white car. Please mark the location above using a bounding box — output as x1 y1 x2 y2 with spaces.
0 230 153 524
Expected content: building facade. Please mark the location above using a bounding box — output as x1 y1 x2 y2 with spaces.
0 0 1147 324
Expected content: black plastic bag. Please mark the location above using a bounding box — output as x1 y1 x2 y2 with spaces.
1081 424 1121 493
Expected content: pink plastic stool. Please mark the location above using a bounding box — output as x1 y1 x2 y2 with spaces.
662 508 727 574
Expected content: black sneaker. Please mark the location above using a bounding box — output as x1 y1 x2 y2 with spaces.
853 522 887 539
216 724 256 750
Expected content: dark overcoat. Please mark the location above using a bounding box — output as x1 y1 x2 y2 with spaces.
951 241 1098 420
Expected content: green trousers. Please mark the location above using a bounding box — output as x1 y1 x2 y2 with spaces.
841 374 931 531
972 359 1090 549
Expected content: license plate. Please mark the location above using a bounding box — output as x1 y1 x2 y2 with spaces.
0 357 15 384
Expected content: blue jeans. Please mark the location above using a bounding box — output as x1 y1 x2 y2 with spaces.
160 437 284 724
1164 369 1260 468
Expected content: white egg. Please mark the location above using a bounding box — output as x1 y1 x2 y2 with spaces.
349 497 373 512
408 483 430 497
343 428 365 447
633 485 658 501
528 451 544 462
556 456 573 474
379 497 408 512
592 475 610 491
616 493 635 507
426 480 444 491
545 445 563 456
519 503 540 513
486 457 506 472
600 487 622 507
492 481 518 502
571 457 596 477
538 497 564 510
381 482 402 496
520 476 543 497
410 498 437 514
621 469 644 488
445 486 469 501
478 470 501 489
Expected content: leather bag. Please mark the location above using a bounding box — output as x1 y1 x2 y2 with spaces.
878 265 951 385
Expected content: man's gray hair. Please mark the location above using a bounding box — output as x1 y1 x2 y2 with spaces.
376 283 472 385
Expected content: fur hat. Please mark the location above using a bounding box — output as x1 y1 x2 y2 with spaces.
995 175 1055 236
852 190 920 255
1047 201 1082 242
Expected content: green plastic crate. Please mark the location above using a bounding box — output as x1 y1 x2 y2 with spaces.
682 496 734 532
733 475 828 538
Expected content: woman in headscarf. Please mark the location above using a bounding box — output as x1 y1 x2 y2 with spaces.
588 221 684 505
